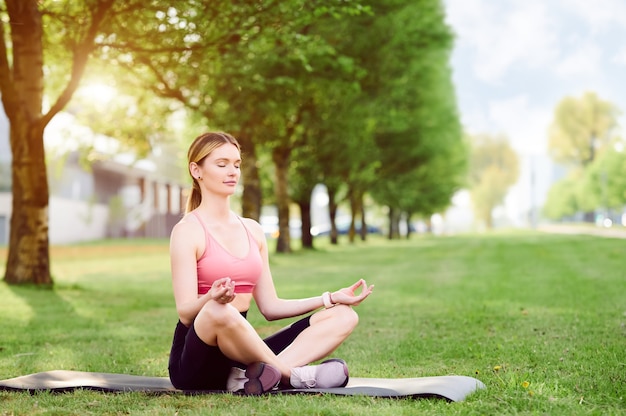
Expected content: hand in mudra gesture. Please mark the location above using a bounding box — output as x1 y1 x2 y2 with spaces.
210 277 236 304
332 279 374 306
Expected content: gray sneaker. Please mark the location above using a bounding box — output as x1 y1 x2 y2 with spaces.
290 359 349 389
243 362 281 395
226 362 281 395
226 366 247 392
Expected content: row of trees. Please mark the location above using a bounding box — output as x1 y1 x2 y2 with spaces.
543 92 625 221
1 0 466 285
464 91 625 229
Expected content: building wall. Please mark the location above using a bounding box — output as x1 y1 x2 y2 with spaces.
49 195 109 244
0 192 109 245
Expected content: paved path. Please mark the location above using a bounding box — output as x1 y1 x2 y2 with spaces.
538 224 626 239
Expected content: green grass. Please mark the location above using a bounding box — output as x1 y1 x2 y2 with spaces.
0 233 625 415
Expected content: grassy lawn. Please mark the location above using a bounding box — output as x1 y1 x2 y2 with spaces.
0 232 625 415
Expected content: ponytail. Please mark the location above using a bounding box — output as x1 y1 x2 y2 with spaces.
185 180 203 213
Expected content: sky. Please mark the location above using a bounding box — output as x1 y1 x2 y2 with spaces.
442 0 626 227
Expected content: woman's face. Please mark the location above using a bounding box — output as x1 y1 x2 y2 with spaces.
194 143 241 196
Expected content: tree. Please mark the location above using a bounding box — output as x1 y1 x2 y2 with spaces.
289 129 322 249
548 92 620 168
468 134 519 229
546 92 621 222
307 81 376 245
1 0 117 285
94 1 371 254
580 140 626 214
358 0 464 238
92 0 277 221
542 175 582 220
397 140 467 238
256 4 373 253
543 141 626 222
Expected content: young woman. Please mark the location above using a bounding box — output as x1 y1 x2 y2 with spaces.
168 132 374 394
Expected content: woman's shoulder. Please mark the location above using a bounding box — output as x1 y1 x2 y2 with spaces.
171 212 202 239
240 217 265 244
241 216 262 233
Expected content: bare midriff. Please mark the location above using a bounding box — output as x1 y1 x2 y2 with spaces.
231 293 253 312
198 292 253 313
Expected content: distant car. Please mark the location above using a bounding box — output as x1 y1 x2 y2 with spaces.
260 216 302 239
338 223 382 235
311 221 381 236
260 215 279 238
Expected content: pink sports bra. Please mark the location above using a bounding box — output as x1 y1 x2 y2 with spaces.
192 211 263 295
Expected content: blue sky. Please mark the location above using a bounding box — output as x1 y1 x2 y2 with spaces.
442 0 626 225
444 0 625 154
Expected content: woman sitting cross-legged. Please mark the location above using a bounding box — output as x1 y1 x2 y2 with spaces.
168 132 374 394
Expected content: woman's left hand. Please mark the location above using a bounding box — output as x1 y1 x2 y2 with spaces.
211 277 237 304
330 279 374 306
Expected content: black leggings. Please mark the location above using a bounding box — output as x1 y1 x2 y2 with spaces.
168 312 312 390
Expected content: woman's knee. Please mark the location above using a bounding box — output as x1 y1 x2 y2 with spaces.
197 302 240 329
330 304 359 331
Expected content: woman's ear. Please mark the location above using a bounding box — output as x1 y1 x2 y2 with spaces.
189 162 200 179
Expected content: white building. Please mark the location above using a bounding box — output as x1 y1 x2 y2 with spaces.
0 106 187 245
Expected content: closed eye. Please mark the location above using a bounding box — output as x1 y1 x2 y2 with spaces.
216 158 241 167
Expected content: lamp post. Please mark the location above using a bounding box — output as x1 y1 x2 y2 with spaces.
614 141 625 226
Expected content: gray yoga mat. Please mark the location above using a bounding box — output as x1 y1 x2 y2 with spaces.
0 370 486 402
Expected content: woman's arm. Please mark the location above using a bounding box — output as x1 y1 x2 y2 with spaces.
170 218 236 326
247 220 321 320
246 219 374 321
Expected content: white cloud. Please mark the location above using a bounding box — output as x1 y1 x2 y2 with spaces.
487 95 552 155
554 42 603 78
445 0 560 83
612 46 626 66
457 107 490 136
562 0 626 32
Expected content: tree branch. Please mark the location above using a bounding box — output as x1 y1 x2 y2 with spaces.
129 56 200 111
42 0 116 125
98 40 206 55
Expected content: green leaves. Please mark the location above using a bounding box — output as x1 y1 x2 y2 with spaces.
545 92 623 220
468 134 520 228
548 92 620 168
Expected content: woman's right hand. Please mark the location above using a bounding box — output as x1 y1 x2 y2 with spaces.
331 278 374 306
209 277 236 304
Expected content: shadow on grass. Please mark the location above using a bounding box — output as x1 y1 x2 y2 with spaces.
6 283 111 375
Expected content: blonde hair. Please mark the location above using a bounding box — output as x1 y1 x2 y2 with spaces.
185 132 241 213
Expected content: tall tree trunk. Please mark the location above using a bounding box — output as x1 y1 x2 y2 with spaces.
387 207 400 240
486 213 494 229
237 131 261 221
5 116 51 285
292 179 316 250
3 1 51 285
358 192 367 241
273 145 291 253
405 212 413 239
347 189 357 244
326 184 339 245
298 200 313 249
